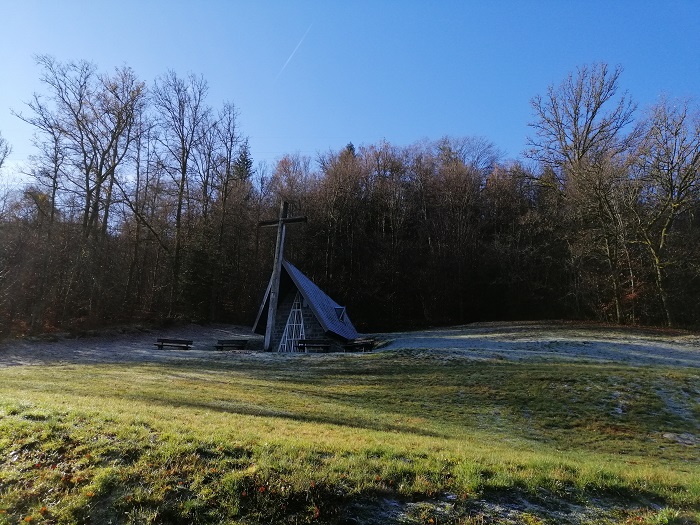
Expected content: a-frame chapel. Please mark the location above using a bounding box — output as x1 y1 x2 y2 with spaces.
253 201 364 353
252 259 359 352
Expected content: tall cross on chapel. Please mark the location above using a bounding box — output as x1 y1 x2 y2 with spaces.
258 201 307 351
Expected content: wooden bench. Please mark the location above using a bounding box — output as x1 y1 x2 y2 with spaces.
343 338 375 352
296 339 331 353
214 339 248 351
154 338 193 350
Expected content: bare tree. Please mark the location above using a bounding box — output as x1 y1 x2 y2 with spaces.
12 56 146 328
0 131 10 172
527 63 641 323
436 135 501 177
16 56 146 239
631 99 700 326
316 144 366 283
527 63 637 183
152 71 211 311
215 102 244 205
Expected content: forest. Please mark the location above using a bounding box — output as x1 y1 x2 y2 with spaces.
0 59 698 336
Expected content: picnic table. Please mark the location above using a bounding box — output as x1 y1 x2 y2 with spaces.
214 339 248 350
343 338 375 352
296 339 331 353
154 338 193 350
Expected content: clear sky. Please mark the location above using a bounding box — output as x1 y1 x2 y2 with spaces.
1 0 699 178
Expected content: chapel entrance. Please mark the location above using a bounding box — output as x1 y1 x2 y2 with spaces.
278 292 305 352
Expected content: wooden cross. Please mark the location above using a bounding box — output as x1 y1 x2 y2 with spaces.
259 201 307 351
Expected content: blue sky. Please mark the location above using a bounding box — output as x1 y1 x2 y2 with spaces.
1 1 699 178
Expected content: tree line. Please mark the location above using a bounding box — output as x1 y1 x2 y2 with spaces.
0 59 698 336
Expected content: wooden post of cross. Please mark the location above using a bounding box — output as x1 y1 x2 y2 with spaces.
259 201 307 351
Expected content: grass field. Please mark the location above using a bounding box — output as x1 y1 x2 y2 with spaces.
1 341 699 524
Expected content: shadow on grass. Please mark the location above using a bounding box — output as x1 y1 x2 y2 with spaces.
123 388 448 439
4 351 699 459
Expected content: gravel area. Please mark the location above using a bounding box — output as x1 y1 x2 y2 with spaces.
376 321 700 368
1 320 699 368
0 324 263 367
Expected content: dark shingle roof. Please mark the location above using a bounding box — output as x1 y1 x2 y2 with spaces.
253 260 359 341
283 260 359 341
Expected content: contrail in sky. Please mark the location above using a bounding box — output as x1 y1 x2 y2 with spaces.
274 24 313 83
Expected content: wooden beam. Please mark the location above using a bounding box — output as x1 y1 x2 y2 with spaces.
259 216 307 227
260 201 307 351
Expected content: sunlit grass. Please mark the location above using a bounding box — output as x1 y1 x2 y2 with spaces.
0 350 698 523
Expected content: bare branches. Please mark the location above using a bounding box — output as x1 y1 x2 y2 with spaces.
527 63 638 180
3 56 700 334
14 56 147 237
0 131 10 171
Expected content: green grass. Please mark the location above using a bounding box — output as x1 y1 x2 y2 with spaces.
0 349 698 524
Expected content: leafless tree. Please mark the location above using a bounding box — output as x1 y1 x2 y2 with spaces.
0 131 10 172
526 63 642 323
11 56 146 328
631 99 700 326
16 56 146 239
152 71 211 311
527 63 637 184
